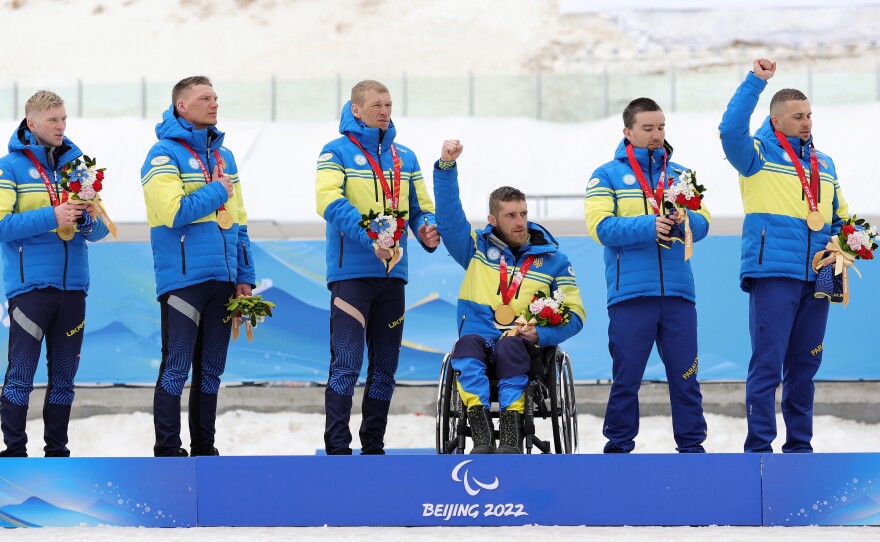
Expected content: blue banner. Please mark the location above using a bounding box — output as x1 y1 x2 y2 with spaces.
197 454 762 526
1 236 877 383
0 458 196 527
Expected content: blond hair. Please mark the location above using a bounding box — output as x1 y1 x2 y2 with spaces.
172 75 213 106
25 90 65 117
351 80 389 106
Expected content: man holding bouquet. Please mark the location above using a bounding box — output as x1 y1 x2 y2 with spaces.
719 59 850 453
0 90 109 456
434 140 584 454
140 76 256 457
315 80 440 455
585 97 710 454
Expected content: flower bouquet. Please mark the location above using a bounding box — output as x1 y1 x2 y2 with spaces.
503 289 571 337
60 155 117 239
361 207 407 276
813 215 878 307
662 169 706 259
225 294 276 342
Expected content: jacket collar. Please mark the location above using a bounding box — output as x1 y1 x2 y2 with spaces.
155 105 225 153
614 138 674 173
8 119 82 171
338 100 397 153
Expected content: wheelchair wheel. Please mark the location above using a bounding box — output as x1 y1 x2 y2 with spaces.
548 349 578 454
435 354 465 454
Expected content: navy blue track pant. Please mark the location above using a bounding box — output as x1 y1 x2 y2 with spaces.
1 288 85 456
154 280 234 456
744 277 829 453
325 277 405 455
603 296 707 453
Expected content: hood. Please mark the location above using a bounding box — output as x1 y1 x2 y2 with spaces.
338 100 397 152
613 138 674 172
755 115 814 154
8 119 81 171
155 105 225 153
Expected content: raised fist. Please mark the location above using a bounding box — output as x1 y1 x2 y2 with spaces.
441 139 463 162
752 58 776 81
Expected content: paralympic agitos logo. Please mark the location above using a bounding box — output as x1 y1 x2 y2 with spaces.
451 460 499 496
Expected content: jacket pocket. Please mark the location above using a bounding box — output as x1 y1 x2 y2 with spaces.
338 233 344 268
758 228 766 265
180 235 187 275
241 242 249 266
615 251 621 291
18 246 24 283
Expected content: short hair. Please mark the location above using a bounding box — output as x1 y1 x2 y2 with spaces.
489 186 527 216
351 80 390 106
25 90 64 117
622 97 662 129
770 88 808 116
172 76 213 106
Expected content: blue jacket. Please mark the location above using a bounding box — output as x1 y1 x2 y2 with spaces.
719 72 849 291
584 139 711 307
140 106 256 298
315 101 436 285
0 121 109 298
434 164 584 347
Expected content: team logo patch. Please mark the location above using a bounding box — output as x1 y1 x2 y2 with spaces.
0 168 3 177
819 158 828 169
354 154 368 166
487 247 501 261
188 158 200 170
533 258 543 269
623 174 636 186
28 168 40 180
150 155 170 166
781 153 792 163
568 265 576 277
318 152 333 161
586 178 600 189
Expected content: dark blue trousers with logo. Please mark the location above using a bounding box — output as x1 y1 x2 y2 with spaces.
154 280 235 457
603 296 707 453
0 288 86 457
744 277 829 453
325 277 405 455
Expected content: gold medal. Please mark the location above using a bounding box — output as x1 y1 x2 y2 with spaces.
494 304 516 325
806 209 824 232
216 209 233 230
57 224 75 241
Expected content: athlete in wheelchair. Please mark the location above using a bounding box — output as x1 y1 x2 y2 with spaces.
432 139 584 454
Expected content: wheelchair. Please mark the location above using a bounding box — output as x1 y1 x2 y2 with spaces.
435 346 578 454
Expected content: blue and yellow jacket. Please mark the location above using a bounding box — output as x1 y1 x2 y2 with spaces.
140 106 256 298
434 164 584 347
584 139 711 307
315 102 436 285
719 72 849 291
0 121 109 299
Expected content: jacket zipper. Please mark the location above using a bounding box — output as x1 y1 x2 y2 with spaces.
615 252 620 291
222 231 231 282
18 246 24 283
805 228 812 280
241 242 249 266
649 150 665 296
62 241 69 290
758 228 766 264
338 233 344 267
180 235 187 275
374 143 382 203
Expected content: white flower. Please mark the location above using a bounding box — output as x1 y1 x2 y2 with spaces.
868 225 878 238
552 289 566 303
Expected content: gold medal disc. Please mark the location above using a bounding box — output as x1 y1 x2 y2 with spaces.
216 209 233 230
806 210 824 232
57 224 75 241
494 304 516 325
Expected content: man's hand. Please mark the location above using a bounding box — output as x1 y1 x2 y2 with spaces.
419 223 441 248
236 283 253 297
54 201 89 226
668 208 684 225
374 246 394 261
752 58 776 81
656 215 676 241
441 139 463 162
214 165 234 199
517 324 538 344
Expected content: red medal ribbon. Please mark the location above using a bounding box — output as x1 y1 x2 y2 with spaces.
499 255 536 305
625 143 668 215
774 130 820 213
176 139 227 212
347 134 401 210
23 149 67 205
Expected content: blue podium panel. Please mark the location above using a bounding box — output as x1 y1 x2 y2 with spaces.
763 453 880 526
0 458 197 527
197 454 761 527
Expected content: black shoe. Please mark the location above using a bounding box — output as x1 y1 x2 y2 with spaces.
466 406 495 454
603 442 630 454
190 446 219 457
0 448 27 458
155 447 189 457
496 410 524 454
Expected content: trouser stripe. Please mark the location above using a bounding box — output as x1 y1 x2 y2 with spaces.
12 307 43 341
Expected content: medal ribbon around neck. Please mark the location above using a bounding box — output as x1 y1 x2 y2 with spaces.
347 134 401 210
177 139 229 214
625 142 667 215
23 149 66 206
499 254 536 308
774 130 823 231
